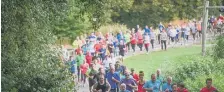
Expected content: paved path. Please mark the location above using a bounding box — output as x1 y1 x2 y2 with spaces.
76 35 213 92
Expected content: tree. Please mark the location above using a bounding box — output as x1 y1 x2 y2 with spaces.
1 0 74 91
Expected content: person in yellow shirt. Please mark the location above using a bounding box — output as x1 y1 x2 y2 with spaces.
72 36 82 49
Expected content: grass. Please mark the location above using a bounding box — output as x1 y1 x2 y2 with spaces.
123 46 201 79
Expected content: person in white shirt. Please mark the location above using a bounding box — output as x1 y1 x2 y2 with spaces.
170 26 177 47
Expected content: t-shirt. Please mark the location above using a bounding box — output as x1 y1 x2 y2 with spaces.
76 55 85 66
162 83 172 92
75 48 82 55
143 80 160 92
124 34 131 43
85 54 92 65
121 78 137 92
94 43 102 52
200 86 218 92
81 63 89 74
106 72 120 89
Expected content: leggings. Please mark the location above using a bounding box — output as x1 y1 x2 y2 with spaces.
161 40 167 50
192 33 196 40
77 66 80 81
144 43 149 52
131 44 136 52
81 73 86 83
138 43 143 51
150 39 155 49
186 35 189 40
126 42 130 51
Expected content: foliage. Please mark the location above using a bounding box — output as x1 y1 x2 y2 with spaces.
97 24 129 34
1 0 74 91
184 73 224 91
213 35 224 60
112 0 223 28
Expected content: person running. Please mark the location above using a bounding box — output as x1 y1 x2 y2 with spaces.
160 30 168 51
92 74 111 92
177 83 188 92
200 78 218 92
137 29 144 51
170 26 177 47
137 71 146 92
121 71 138 92
99 45 107 61
120 83 131 92
106 67 121 92
88 64 98 92
143 32 150 54
162 76 172 92
130 68 139 82
172 83 178 92
76 51 85 82
144 25 150 35
143 74 160 92
85 51 92 66
80 61 89 87
191 23 197 41
118 40 126 62
150 27 156 49
124 31 131 52
185 25 190 42
158 22 165 44
131 30 137 53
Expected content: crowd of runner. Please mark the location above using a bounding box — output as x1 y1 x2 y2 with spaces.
61 15 224 92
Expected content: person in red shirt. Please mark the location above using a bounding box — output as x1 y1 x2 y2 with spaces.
177 83 188 92
137 71 146 92
80 61 89 86
131 30 137 53
200 78 218 92
85 52 92 66
94 41 102 54
130 68 139 82
75 46 82 55
137 29 144 51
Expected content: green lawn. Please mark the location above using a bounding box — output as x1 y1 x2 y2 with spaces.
123 46 201 79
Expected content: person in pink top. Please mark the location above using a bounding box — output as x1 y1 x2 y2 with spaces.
80 61 89 86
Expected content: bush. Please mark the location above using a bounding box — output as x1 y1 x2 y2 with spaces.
213 35 224 60
97 24 129 34
184 73 224 91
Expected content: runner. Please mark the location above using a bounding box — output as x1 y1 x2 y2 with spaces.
118 40 126 62
162 76 172 92
170 26 177 47
120 83 131 92
143 32 150 54
158 22 165 44
85 51 92 66
200 78 218 92
80 61 89 87
160 30 168 50
177 83 188 92
121 71 138 92
150 27 156 49
124 31 131 52
137 71 146 92
106 67 121 92
143 74 160 92
137 29 144 51
76 51 85 82
131 30 137 53
130 68 139 82
92 74 111 92
99 45 107 61
172 83 178 92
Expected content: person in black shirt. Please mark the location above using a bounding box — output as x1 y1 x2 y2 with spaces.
92 74 111 92
118 40 126 62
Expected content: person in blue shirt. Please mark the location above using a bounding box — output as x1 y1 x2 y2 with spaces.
144 25 151 35
106 67 120 92
162 76 172 92
143 74 160 92
99 45 107 61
